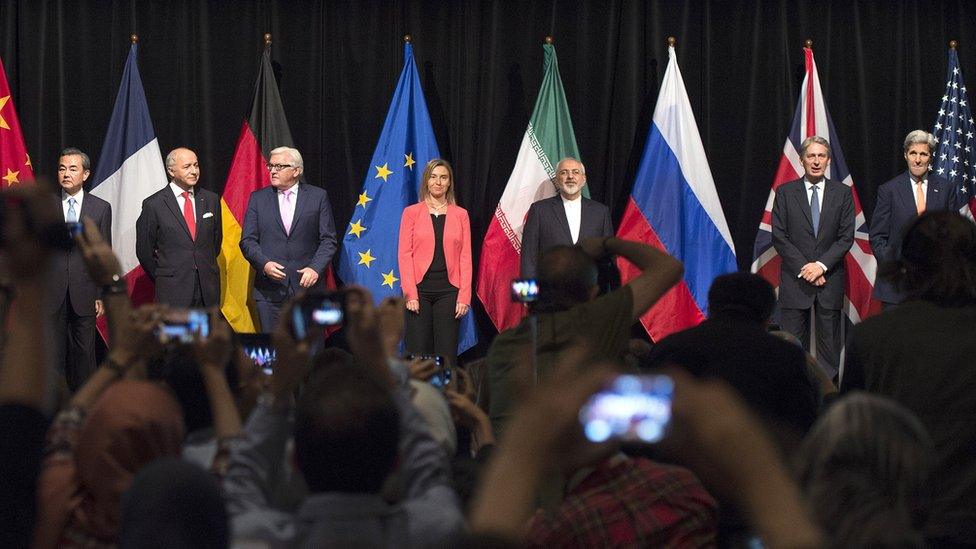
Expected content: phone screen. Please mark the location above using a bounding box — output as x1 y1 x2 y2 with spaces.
158 309 210 343
292 292 344 339
510 278 539 303
239 333 276 375
579 374 673 444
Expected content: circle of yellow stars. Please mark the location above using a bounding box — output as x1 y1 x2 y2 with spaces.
347 152 416 289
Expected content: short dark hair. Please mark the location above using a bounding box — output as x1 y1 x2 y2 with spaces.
294 357 400 493
146 342 241 434
533 245 598 313
59 147 91 171
885 211 976 306
707 272 776 324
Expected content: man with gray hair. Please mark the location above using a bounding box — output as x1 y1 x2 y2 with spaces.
240 146 337 331
520 157 613 278
136 147 222 307
771 135 854 378
870 130 962 307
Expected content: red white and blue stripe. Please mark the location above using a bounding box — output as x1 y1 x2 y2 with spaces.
751 46 879 324
616 45 736 341
931 47 976 218
90 43 168 310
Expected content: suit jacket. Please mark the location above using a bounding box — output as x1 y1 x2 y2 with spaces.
870 172 959 303
47 191 112 315
136 184 222 307
520 195 613 278
771 178 855 310
239 183 337 303
398 202 473 305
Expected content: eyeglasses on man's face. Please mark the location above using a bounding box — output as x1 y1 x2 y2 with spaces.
266 163 295 172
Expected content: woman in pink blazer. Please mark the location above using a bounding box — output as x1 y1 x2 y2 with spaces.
398 159 472 367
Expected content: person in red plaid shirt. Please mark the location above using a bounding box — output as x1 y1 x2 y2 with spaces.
525 452 717 547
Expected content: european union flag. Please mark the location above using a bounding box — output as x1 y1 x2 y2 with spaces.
337 41 477 355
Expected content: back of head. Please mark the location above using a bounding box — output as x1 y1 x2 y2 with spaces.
534 245 598 313
147 343 240 434
119 458 228 549
73 381 185 537
795 393 932 547
887 210 976 306
294 355 400 493
707 272 775 324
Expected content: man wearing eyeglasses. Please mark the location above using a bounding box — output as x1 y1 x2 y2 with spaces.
520 157 613 278
136 147 222 308
240 146 337 331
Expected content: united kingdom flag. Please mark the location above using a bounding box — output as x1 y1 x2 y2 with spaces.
931 45 976 218
751 45 881 324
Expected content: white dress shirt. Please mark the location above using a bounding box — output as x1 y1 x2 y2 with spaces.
170 181 196 219
910 177 927 211
802 178 828 274
62 189 84 221
561 194 583 243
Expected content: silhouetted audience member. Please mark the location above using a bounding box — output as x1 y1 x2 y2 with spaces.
842 211 976 545
795 393 932 547
34 380 185 549
646 272 820 449
119 458 228 549
224 289 464 546
487 237 683 435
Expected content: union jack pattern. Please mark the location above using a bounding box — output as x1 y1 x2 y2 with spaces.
751 46 880 324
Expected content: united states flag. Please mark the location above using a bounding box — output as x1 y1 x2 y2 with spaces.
931 46 976 217
751 45 880 324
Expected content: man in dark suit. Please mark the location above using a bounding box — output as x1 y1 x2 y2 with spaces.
240 146 337 331
520 157 613 278
771 135 854 378
136 147 222 307
870 130 961 307
47 148 112 391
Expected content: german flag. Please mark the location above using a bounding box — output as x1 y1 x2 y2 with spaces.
219 36 294 332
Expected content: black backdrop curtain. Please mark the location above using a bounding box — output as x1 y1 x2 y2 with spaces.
2 0 974 349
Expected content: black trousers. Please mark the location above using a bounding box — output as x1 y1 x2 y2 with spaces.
51 292 97 393
780 304 841 378
404 286 459 368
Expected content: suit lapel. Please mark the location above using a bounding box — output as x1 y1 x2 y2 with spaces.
896 174 917 215
291 185 309 234
795 182 815 234
926 177 946 209
163 189 194 241
550 197 574 244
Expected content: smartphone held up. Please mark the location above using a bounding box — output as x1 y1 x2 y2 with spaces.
579 374 674 444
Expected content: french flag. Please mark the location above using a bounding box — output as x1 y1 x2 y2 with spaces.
90 40 168 311
616 42 736 341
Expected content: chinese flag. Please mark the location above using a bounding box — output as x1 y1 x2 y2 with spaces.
0 56 34 189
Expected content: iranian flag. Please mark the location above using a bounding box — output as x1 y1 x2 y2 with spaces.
476 40 583 332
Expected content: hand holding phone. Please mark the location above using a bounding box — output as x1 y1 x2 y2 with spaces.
291 290 345 339
511 278 539 303
240 333 277 375
157 309 211 343
579 374 673 444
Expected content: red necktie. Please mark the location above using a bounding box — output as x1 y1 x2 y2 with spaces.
182 191 197 240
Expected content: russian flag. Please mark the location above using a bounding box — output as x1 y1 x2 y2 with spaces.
616 43 736 341
90 40 168 311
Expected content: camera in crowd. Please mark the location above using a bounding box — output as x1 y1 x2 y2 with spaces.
579 374 674 444
510 278 539 303
291 289 345 339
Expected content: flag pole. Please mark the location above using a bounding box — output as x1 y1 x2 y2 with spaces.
130 34 138 44
404 34 411 43
264 33 272 47
949 39 957 49
805 39 813 49
667 36 676 47
545 35 553 44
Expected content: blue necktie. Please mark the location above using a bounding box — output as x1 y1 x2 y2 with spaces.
67 197 78 223
810 184 820 235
